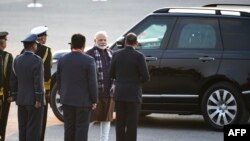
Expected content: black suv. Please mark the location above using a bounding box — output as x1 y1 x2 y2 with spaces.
49 4 250 130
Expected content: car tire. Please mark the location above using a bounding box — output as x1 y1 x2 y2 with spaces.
201 82 249 131
50 83 64 122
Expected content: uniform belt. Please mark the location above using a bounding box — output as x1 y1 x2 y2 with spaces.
44 79 51 91
0 87 3 96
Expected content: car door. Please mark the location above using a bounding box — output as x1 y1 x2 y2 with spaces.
159 17 223 112
112 15 176 110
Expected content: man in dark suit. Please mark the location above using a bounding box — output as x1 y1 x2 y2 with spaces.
0 56 2 141
10 34 45 141
110 32 150 141
0 31 13 141
57 33 98 141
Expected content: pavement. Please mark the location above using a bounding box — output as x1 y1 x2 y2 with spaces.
6 104 117 141
5 104 224 141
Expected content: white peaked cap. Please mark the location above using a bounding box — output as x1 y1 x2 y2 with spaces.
30 26 48 35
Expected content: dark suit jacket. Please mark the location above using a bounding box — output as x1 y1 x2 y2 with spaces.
57 51 98 107
110 46 150 103
11 51 45 105
0 55 3 88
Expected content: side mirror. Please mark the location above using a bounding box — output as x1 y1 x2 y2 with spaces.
116 36 125 49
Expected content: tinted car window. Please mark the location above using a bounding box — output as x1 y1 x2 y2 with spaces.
220 18 250 50
132 16 175 50
173 18 220 49
138 24 167 49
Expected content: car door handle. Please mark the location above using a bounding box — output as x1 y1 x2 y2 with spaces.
199 56 215 62
146 57 158 61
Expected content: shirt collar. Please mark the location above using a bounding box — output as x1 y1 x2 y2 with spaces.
24 51 35 54
125 46 135 50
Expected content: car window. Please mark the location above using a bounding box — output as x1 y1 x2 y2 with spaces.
172 18 220 49
132 16 175 50
220 18 250 50
138 24 167 49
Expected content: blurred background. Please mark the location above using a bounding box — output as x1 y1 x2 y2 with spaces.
1 0 250 56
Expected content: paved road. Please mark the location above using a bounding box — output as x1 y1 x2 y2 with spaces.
6 105 223 141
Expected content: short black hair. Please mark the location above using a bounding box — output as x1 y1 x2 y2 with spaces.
23 42 36 50
70 33 86 49
125 32 137 46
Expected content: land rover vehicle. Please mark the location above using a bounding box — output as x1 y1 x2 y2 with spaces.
49 5 250 130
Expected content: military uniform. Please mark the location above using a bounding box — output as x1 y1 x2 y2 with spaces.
0 32 13 141
20 42 52 90
36 43 52 90
30 26 52 141
11 34 45 141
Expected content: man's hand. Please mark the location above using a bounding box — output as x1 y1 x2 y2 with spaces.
0 98 3 107
92 103 97 110
7 92 15 102
45 90 50 102
35 101 42 108
7 96 14 102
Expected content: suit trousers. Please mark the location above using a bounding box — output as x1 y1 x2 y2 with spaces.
18 105 44 141
115 101 141 141
40 96 49 141
62 105 91 141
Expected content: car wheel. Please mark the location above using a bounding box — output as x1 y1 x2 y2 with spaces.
50 83 64 122
201 82 249 130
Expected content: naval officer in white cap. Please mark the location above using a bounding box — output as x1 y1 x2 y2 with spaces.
30 26 52 141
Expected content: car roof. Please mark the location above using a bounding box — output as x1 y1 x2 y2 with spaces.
153 4 250 17
203 4 250 11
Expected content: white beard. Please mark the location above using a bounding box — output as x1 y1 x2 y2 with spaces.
97 45 107 50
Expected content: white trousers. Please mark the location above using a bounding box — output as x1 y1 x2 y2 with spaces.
90 121 111 141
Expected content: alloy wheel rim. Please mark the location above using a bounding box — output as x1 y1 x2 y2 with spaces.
207 89 237 126
55 91 63 115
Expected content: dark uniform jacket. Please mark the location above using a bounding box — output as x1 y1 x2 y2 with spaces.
110 46 150 103
11 51 45 105
21 43 52 91
0 55 3 90
36 43 52 82
0 50 13 100
57 52 98 107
